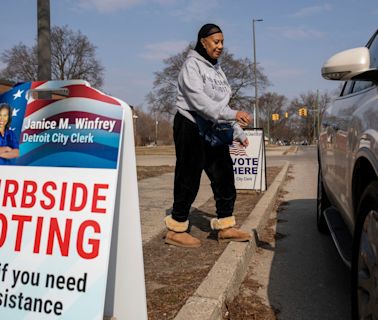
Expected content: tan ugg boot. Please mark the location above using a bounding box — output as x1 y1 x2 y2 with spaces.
210 216 251 243
165 231 201 248
218 227 252 243
164 215 201 248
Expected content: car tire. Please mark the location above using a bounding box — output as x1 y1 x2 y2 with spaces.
352 181 378 320
317 167 330 234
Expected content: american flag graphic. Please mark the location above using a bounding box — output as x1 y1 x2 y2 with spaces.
229 141 247 156
0 80 124 168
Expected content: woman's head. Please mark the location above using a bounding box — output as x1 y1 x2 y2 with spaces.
194 23 223 64
0 103 12 130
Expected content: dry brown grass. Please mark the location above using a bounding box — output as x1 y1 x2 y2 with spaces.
143 166 283 320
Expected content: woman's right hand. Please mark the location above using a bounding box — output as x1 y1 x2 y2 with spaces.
240 138 249 147
236 111 251 127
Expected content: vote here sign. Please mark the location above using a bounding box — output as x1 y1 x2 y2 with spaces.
230 129 267 191
0 80 124 319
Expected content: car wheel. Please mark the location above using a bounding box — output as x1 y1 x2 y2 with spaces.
352 181 378 320
317 167 330 233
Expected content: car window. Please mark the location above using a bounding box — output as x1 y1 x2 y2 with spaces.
369 32 378 68
352 80 373 93
341 81 354 96
351 32 378 94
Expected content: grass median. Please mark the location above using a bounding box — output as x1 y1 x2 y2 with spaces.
141 166 282 320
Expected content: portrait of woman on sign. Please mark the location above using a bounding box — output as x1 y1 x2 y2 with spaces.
0 103 20 165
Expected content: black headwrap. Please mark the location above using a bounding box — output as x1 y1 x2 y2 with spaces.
194 23 222 65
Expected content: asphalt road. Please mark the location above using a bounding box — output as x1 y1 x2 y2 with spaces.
251 145 351 319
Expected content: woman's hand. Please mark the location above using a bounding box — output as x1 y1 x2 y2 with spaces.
0 146 12 155
236 111 251 127
0 148 19 159
240 138 249 148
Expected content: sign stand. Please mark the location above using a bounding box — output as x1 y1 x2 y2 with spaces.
230 128 267 191
104 103 148 320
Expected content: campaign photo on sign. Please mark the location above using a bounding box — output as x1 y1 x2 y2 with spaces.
0 103 20 165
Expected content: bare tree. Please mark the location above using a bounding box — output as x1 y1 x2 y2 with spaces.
147 46 191 117
1 44 38 81
287 90 333 143
221 50 269 111
147 45 269 118
1 25 104 88
133 107 173 146
259 92 287 119
318 90 333 120
258 92 287 141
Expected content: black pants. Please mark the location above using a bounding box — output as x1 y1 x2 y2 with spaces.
172 112 236 222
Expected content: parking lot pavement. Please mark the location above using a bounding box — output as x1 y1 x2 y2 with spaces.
136 154 176 166
242 146 351 319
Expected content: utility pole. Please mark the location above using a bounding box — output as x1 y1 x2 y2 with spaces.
155 115 158 146
37 0 51 81
312 91 320 144
267 111 270 144
317 89 320 140
252 18 263 128
132 108 138 145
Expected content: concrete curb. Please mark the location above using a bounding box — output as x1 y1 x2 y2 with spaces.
174 161 290 320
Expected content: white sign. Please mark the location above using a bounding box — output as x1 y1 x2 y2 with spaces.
0 167 117 319
230 129 266 191
0 81 148 320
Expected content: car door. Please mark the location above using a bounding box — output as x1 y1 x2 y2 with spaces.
332 82 374 221
319 81 352 205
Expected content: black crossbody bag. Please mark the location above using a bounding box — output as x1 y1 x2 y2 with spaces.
191 112 234 147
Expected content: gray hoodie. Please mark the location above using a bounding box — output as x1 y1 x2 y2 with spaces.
176 50 247 143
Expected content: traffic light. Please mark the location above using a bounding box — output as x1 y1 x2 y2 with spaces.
298 107 308 117
272 113 280 121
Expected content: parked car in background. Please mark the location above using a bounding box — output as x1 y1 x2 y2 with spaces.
318 29 378 319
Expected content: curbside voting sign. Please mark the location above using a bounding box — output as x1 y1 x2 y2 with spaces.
230 129 267 191
0 80 147 319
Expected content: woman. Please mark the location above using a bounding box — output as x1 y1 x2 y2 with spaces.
0 103 20 165
165 24 252 248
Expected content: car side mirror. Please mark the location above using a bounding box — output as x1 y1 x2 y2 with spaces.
321 47 378 81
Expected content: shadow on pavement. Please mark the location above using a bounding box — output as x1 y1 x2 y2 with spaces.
266 198 351 320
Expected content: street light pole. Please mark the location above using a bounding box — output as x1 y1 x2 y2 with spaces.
252 18 263 128
133 114 138 145
155 114 158 146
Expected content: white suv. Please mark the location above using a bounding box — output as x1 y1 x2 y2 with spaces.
318 29 378 319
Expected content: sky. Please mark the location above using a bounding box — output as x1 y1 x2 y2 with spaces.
0 0 377 108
